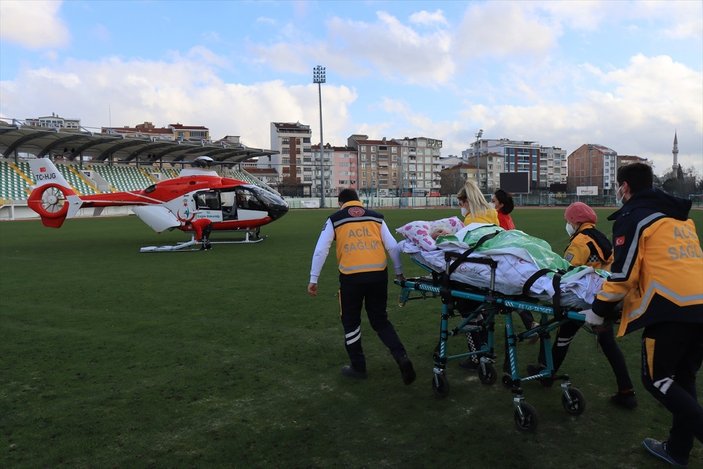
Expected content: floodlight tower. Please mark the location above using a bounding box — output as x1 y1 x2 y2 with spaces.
313 65 326 207
475 129 483 189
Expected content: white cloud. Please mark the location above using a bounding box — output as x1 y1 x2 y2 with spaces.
529 0 607 31
251 11 455 85
0 0 70 49
454 2 556 59
90 24 111 43
0 54 358 151
631 0 703 40
526 1 702 40
409 10 448 26
372 54 702 175
255 16 277 26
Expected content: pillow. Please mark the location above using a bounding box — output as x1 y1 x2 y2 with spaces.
397 217 464 251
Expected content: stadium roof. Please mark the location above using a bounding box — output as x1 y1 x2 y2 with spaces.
0 118 277 165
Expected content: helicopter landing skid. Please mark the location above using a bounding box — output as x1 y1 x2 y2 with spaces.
139 230 264 253
139 238 200 253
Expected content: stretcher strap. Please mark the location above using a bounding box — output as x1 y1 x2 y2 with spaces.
522 268 555 297
552 272 563 319
521 268 565 319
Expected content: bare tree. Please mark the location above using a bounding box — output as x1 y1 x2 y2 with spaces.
439 171 466 196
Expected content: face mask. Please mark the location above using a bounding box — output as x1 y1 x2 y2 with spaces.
615 185 625 207
460 207 469 217
565 222 576 237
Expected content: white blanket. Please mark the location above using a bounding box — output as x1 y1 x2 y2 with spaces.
397 224 607 309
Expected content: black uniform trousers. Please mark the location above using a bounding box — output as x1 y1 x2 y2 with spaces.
641 322 703 462
538 319 634 391
338 269 407 372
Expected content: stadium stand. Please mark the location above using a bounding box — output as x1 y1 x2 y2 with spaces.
225 167 278 194
147 165 180 180
55 162 99 195
0 159 32 199
89 164 154 192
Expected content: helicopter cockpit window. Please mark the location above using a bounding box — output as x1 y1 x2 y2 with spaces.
235 188 265 211
195 191 220 210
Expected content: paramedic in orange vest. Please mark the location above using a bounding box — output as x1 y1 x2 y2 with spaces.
307 189 416 385
541 202 637 409
581 163 703 467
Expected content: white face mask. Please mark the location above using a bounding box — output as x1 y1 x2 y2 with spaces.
615 185 625 207
565 222 576 237
461 207 469 217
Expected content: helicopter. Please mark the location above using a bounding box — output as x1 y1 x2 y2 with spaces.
27 156 289 252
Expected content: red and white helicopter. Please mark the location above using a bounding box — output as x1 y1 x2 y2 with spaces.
27 156 289 252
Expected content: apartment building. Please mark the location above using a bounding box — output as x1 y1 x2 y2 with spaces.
465 152 504 192
264 122 316 195
347 135 402 196
395 137 442 196
464 138 566 192
169 123 210 142
312 143 358 194
347 135 442 196
566 144 618 195
539 146 568 189
26 113 80 130
101 122 211 143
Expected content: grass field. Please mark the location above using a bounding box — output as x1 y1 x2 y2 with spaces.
1 207 702 468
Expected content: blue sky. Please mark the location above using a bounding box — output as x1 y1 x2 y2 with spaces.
1 0 701 177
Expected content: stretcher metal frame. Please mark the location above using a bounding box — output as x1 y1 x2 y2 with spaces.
396 250 588 432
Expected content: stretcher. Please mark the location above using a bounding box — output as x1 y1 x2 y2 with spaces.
396 250 589 432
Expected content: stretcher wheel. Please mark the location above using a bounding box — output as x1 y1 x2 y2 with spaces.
561 387 586 415
431 373 450 398
478 363 497 385
514 402 538 432
502 374 511 388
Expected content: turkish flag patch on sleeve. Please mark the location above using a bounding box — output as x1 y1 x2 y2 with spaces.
615 236 625 246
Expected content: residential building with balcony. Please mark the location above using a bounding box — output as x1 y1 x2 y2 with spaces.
169 123 210 142
463 138 566 192
347 135 402 196
26 113 80 130
313 144 358 195
101 122 210 142
395 137 443 196
266 122 322 196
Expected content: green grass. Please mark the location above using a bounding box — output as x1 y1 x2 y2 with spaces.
1 208 702 468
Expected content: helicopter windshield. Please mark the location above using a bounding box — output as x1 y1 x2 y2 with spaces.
240 185 288 220
246 186 286 207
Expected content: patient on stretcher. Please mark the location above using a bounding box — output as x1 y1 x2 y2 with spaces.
396 220 608 308
397 216 464 251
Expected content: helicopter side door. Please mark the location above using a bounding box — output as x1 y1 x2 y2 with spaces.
193 190 223 222
219 189 237 221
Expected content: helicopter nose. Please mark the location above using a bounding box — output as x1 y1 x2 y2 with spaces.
269 203 289 220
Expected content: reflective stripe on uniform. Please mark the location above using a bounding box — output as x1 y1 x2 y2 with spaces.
645 337 655 378
339 262 388 274
610 212 665 281
345 326 361 345
332 215 383 228
626 280 703 322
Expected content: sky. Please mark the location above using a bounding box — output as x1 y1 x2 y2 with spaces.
0 0 701 177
